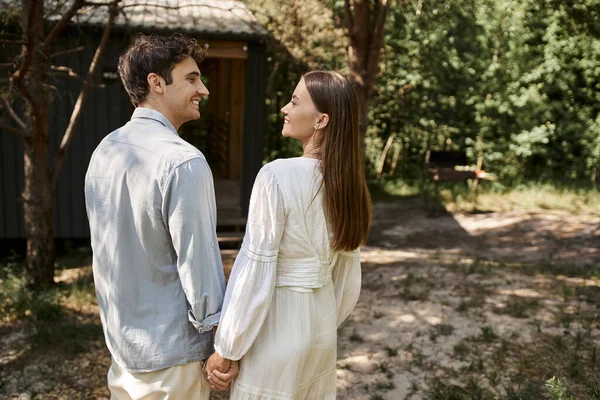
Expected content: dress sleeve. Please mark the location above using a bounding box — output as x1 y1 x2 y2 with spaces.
214 165 285 360
332 249 362 326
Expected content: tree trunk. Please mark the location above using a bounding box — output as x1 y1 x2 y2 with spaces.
353 82 370 142
9 0 116 288
23 135 55 287
344 0 389 142
20 0 55 288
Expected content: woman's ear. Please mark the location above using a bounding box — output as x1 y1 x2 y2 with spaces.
147 73 164 95
317 113 330 129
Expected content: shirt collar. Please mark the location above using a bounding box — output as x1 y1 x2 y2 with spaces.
131 107 178 135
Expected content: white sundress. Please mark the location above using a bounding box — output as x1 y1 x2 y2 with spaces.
214 157 362 400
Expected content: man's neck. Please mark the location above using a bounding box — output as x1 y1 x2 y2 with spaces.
138 101 181 131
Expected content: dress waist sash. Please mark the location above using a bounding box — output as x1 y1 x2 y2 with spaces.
275 257 333 289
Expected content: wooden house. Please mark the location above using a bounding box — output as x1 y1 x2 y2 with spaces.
0 0 267 240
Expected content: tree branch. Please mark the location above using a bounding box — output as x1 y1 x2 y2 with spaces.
2 97 27 131
12 2 40 120
0 39 24 44
50 45 86 59
0 32 23 39
42 0 85 53
377 133 395 179
52 0 121 191
51 65 81 79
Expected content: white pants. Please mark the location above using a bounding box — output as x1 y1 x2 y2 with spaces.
108 359 211 400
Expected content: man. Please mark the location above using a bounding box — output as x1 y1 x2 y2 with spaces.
85 33 237 399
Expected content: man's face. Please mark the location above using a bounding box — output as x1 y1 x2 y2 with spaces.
162 56 209 128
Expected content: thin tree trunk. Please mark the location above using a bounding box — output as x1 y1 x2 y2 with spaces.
389 141 402 176
19 0 55 287
470 135 484 210
377 133 395 179
344 0 389 142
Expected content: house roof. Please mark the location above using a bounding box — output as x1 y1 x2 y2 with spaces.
0 0 268 41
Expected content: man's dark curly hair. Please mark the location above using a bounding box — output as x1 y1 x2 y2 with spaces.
117 33 206 107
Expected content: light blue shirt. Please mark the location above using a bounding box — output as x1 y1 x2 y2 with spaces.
84 108 226 372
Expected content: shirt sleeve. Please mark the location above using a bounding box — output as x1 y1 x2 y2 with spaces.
332 249 362 326
214 165 285 360
163 157 226 333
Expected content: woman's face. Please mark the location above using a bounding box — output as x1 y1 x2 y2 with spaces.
280 78 321 142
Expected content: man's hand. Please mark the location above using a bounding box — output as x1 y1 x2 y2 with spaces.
205 351 230 376
205 353 239 391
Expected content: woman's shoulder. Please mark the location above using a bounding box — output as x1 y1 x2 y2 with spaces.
263 157 319 173
257 158 321 193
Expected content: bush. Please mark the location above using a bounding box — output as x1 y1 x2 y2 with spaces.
0 261 63 322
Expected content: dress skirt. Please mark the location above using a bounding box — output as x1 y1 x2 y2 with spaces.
230 281 338 400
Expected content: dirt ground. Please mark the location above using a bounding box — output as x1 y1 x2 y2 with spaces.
1 199 599 399
336 200 600 399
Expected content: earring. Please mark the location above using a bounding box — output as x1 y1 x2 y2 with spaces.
314 123 319 129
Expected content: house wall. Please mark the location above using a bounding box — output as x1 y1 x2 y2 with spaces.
1 29 129 239
241 42 266 216
0 29 266 239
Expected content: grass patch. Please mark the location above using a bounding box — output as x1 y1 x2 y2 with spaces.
31 319 103 352
546 377 576 400
453 342 471 359
480 326 497 343
426 377 497 400
61 268 97 309
385 345 398 357
0 260 101 352
0 265 63 323
374 379 395 391
495 296 541 319
441 327 600 400
443 183 600 215
349 329 364 343
368 179 421 201
430 323 455 342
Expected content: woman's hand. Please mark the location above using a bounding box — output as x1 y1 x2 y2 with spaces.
205 352 239 391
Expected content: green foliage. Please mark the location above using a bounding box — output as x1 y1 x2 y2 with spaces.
0 260 63 322
545 377 575 400
371 0 600 186
0 2 21 29
242 0 347 162
0 260 28 321
248 0 600 187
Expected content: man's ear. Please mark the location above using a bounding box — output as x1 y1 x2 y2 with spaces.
318 113 330 129
147 73 164 95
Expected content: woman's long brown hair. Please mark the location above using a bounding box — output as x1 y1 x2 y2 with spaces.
304 71 372 251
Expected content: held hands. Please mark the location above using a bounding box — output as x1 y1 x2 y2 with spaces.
205 351 239 391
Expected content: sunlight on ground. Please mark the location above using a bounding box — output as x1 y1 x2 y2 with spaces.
1 201 599 399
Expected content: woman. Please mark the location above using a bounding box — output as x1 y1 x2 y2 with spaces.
208 71 372 399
